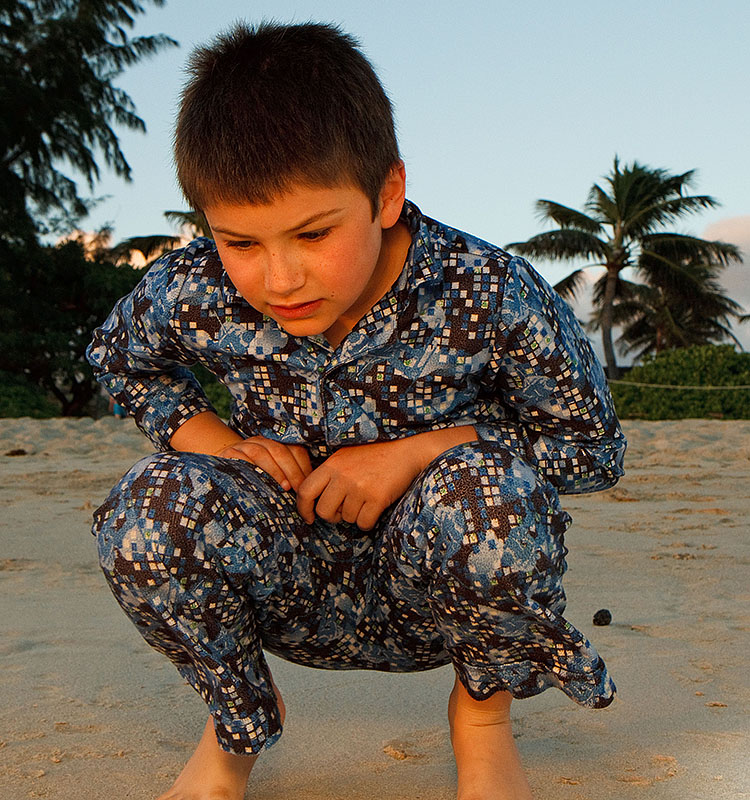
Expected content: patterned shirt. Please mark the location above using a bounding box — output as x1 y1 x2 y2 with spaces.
87 200 625 494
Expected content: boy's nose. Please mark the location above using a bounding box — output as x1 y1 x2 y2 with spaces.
263 250 305 295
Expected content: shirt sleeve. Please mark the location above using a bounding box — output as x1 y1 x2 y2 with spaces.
86 250 216 450
474 256 626 494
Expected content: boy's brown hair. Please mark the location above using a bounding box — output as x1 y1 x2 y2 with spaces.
174 21 400 215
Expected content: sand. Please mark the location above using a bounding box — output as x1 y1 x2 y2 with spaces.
1 417 748 799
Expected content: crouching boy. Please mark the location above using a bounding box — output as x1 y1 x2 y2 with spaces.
88 21 625 800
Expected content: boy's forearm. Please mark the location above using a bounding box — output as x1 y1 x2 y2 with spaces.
403 425 478 471
169 411 244 455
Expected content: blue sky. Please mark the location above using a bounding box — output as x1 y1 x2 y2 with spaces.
83 0 750 343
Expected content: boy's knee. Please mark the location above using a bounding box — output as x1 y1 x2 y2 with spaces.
418 439 548 519
93 451 215 579
93 450 289 585
409 440 568 579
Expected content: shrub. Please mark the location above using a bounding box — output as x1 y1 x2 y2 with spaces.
0 239 147 416
611 345 750 419
0 371 59 418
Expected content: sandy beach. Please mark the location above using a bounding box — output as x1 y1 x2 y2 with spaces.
1 417 748 799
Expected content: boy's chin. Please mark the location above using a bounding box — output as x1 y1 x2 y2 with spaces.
270 316 330 338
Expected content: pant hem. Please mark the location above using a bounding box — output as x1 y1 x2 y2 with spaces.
212 715 283 755
452 657 616 709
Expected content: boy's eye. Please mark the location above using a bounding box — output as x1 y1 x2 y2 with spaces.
225 240 257 250
299 228 331 242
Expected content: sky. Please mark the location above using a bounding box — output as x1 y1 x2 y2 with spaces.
81 0 750 350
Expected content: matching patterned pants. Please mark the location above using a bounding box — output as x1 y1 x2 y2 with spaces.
93 440 614 755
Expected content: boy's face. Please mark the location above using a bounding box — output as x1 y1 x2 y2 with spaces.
203 165 407 342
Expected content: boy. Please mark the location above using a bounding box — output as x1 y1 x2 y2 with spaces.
88 21 625 800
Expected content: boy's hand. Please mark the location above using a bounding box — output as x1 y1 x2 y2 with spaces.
296 426 477 530
217 436 312 492
295 439 421 530
169 411 311 492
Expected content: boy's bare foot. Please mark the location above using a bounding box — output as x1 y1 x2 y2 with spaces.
448 676 533 800
156 716 257 800
157 680 286 800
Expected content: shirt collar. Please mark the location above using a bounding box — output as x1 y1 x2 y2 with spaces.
400 199 445 289
215 247 242 307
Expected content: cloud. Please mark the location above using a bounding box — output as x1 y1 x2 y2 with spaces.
703 216 750 254
702 216 750 349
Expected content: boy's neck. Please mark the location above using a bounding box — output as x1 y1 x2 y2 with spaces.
324 219 412 348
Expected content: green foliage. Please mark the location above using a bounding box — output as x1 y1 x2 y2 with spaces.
0 370 59 418
164 210 212 238
110 211 212 266
611 345 750 419
190 364 233 420
0 238 146 416
0 0 176 416
0 0 177 240
592 263 743 360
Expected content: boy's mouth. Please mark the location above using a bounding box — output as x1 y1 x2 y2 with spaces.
268 299 323 320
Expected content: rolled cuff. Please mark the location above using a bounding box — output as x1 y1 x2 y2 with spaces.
131 383 217 450
474 420 626 495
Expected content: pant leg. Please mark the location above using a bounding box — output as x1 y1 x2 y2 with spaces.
93 450 304 754
372 440 615 707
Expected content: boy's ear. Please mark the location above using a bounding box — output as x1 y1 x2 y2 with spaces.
378 161 406 228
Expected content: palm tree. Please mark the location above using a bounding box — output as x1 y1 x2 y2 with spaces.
163 210 212 238
109 210 211 265
109 233 182 265
592 261 744 360
507 158 741 379
0 0 177 241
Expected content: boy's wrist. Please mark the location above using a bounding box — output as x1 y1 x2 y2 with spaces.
169 410 244 455
410 425 478 471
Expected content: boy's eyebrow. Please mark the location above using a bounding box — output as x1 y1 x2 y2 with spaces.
286 207 344 232
212 207 344 238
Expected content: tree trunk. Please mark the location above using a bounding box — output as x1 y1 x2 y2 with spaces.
600 264 620 381
64 378 96 417
47 376 96 416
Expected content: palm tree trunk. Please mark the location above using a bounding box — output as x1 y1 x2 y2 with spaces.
600 264 620 380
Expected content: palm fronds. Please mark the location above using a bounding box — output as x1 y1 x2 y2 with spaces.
109 234 182 264
506 229 607 262
508 156 743 376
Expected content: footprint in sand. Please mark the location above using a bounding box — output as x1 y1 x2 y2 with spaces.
382 729 446 762
604 488 639 502
0 558 40 571
383 741 426 761
617 755 678 786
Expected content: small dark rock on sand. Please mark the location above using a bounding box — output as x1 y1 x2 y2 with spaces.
593 609 612 626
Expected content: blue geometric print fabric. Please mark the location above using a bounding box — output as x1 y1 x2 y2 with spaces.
88 200 625 754
94 440 614 755
88 200 625 492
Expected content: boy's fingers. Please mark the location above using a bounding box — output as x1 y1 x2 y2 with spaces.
223 437 302 491
356 502 382 531
248 447 292 490
296 469 333 523
289 444 313 477
341 494 365 525
230 437 307 491
264 442 308 491
313 481 348 523
223 442 291 490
